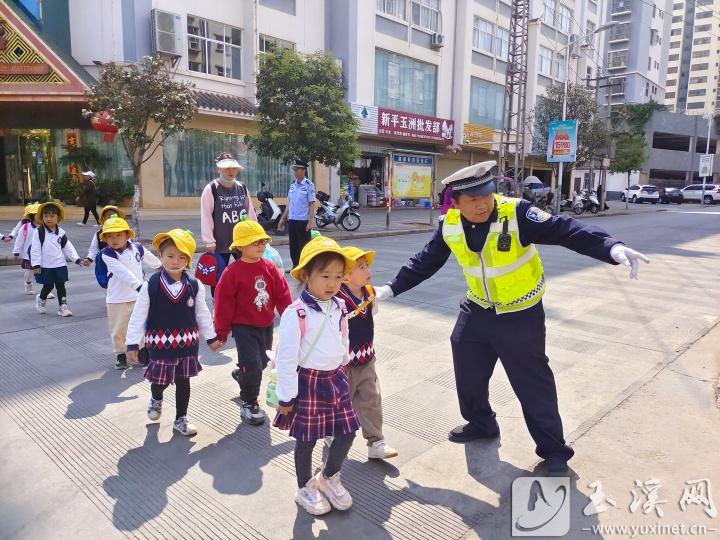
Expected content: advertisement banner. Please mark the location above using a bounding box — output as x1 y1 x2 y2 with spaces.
699 154 714 178
379 108 454 145
392 154 433 198
546 120 578 163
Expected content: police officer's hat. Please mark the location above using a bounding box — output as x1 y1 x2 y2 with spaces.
441 161 498 196
291 160 309 170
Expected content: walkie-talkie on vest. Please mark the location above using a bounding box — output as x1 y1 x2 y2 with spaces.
497 217 512 252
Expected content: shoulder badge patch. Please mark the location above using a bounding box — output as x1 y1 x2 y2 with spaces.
526 206 551 223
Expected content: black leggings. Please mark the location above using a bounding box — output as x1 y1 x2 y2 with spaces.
40 281 66 306
294 432 355 488
151 376 190 420
82 205 100 225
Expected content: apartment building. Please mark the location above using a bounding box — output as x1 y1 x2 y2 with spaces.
663 0 720 114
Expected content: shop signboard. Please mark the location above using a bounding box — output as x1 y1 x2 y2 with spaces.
463 123 495 148
546 120 578 163
392 154 433 198
350 103 379 135
378 108 454 145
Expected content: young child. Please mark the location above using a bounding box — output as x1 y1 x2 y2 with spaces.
1 206 31 243
337 246 398 460
99 214 161 370
125 229 222 436
12 203 40 295
273 236 359 516
213 220 292 425
30 202 81 317
82 205 125 266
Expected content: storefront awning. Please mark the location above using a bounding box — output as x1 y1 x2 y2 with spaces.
196 91 256 117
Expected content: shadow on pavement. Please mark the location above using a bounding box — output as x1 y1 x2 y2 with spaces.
65 368 141 420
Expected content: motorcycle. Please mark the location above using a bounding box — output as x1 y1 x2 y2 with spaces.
560 192 585 214
581 189 601 214
314 191 362 231
256 183 284 232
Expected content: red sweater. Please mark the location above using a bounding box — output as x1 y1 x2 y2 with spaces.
213 258 292 342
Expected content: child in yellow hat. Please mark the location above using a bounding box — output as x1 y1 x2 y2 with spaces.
98 214 161 370
336 245 398 460
11 203 41 295
273 236 359 516
213 220 292 425
81 205 126 267
125 229 221 437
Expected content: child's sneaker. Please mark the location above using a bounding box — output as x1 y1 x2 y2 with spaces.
24 282 35 295
35 294 46 314
173 416 197 436
315 470 352 510
147 398 162 421
240 401 265 425
368 440 399 460
57 304 73 317
295 477 331 515
115 354 128 370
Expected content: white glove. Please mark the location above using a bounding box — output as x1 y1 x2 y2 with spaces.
610 244 649 280
374 285 394 301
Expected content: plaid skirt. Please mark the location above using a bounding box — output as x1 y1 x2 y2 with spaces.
273 366 360 442
144 355 202 385
21 258 32 270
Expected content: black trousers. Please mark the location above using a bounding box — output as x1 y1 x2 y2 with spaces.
40 281 66 306
232 324 273 403
295 432 355 488
151 374 191 420
288 219 311 268
450 300 574 461
82 205 100 224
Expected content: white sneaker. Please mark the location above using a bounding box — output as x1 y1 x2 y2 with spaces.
295 477 331 515
24 282 35 295
147 398 162 421
368 440 399 460
36 294 46 314
173 416 197 436
47 292 55 299
76 222 86 226
57 304 73 317
315 470 352 510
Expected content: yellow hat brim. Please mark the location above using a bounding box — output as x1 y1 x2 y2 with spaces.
100 206 124 223
34 202 65 224
100 228 135 241
152 231 196 268
229 231 272 251
290 248 356 280
342 247 376 266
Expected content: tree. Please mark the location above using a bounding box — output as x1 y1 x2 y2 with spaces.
84 55 197 235
531 83 610 166
248 48 359 168
610 133 649 209
57 144 110 172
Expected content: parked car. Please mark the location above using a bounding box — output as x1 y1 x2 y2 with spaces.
621 184 660 204
659 187 684 204
681 183 720 204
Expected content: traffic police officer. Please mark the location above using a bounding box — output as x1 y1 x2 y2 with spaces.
278 160 317 268
375 161 649 474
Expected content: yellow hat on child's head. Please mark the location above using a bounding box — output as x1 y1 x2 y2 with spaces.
229 220 271 250
100 215 135 241
341 246 376 266
34 201 65 225
152 228 196 268
100 205 124 224
23 202 40 220
290 236 356 280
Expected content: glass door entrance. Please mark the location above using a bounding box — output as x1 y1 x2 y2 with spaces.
1 129 53 204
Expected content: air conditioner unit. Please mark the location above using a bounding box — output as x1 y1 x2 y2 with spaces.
151 9 183 58
431 33 445 48
188 37 201 52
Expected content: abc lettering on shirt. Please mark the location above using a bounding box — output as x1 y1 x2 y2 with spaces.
218 193 247 224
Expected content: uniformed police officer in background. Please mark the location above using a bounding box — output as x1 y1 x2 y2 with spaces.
278 160 317 268
375 161 649 475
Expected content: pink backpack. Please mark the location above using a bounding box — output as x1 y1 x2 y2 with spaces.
289 298 348 341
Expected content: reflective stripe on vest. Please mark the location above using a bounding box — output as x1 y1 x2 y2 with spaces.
442 195 545 314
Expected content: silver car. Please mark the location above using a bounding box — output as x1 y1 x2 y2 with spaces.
681 184 720 204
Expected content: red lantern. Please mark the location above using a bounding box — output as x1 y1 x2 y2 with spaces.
90 111 118 142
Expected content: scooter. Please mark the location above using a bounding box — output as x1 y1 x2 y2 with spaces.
314 191 362 231
581 189 601 214
560 192 585 214
256 183 284 232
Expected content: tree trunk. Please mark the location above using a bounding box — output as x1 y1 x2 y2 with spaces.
132 164 142 239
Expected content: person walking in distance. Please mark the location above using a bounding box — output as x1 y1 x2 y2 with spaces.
77 171 100 226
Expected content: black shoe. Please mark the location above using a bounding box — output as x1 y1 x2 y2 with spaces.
115 354 128 370
138 349 150 367
240 401 265 425
448 423 500 443
543 457 569 476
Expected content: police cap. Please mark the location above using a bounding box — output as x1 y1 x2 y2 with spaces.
441 161 497 196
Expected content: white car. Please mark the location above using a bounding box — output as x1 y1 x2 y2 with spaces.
681 184 720 204
621 184 659 204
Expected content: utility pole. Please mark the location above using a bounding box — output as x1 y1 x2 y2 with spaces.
499 0 529 182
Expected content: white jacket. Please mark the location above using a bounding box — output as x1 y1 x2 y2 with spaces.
275 295 349 404
86 231 101 260
29 226 80 269
101 242 162 304
13 222 36 259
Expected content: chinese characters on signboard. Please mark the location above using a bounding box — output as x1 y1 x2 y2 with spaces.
350 103 455 145
546 120 578 163
392 154 433 199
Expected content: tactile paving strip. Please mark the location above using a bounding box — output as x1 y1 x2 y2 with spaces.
0 344 267 540
188 383 471 540
424 369 516 407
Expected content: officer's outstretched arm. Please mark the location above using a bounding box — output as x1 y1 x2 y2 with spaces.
386 226 452 298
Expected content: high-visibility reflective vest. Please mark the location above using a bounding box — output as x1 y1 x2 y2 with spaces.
442 196 545 314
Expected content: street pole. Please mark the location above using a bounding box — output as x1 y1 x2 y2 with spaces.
702 115 712 206
554 49 571 215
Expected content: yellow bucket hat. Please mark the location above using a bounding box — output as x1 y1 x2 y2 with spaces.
23 202 40 220
341 246 376 266
100 215 135 241
152 228 196 268
100 205 124 224
290 236 356 280
34 201 65 225
229 220 271 250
